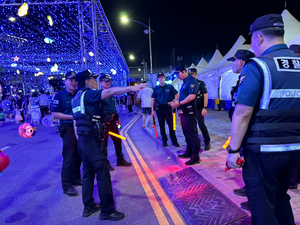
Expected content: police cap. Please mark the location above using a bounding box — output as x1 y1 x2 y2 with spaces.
64 71 76 79
157 72 165 78
75 69 98 82
227 50 255 61
188 68 197 74
100 73 112 82
244 14 284 44
289 44 300 54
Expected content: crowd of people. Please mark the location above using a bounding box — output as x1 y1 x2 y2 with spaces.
0 90 57 125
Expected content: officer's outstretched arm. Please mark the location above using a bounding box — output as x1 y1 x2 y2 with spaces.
101 84 147 100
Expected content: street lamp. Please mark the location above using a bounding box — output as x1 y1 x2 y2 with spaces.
129 54 147 81
121 16 154 84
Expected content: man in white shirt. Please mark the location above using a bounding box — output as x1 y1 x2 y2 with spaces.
137 81 153 128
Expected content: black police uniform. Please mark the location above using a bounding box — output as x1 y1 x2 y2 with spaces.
178 75 200 160
51 89 81 191
72 87 114 215
236 44 300 224
100 96 125 163
195 79 210 145
152 84 179 145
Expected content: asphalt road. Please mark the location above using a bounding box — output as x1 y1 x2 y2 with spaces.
0 112 184 225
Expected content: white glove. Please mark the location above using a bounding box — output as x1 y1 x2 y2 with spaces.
226 152 242 169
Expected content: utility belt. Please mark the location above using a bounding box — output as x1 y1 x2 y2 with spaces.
92 115 107 149
177 104 195 115
104 113 119 124
57 123 74 138
155 103 172 111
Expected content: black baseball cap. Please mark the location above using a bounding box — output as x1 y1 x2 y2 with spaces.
100 73 112 82
188 68 197 74
289 44 300 54
227 50 255 61
244 14 284 44
75 69 98 82
157 72 165 77
64 71 76 79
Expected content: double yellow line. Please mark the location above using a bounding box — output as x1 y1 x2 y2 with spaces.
120 114 184 225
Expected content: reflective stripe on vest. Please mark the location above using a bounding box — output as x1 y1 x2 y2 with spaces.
251 58 272 109
270 89 300 98
72 91 87 114
261 143 300 152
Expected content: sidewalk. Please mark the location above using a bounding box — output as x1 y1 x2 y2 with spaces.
143 109 300 224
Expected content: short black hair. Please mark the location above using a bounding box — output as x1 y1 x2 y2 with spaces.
77 81 86 89
40 90 45 94
32 92 38 97
259 22 284 38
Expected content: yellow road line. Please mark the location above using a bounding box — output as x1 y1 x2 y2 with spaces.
121 114 185 225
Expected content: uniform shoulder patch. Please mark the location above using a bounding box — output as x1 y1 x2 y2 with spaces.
274 57 300 72
239 74 246 85
73 90 82 101
53 100 59 104
190 84 195 88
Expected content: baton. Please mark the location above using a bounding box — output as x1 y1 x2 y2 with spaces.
222 136 231 149
153 116 158 138
108 131 126 140
173 108 176 131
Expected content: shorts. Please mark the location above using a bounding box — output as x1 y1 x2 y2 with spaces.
142 107 151 115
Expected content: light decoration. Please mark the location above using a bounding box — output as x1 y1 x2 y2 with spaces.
11 63 17 67
0 1 128 87
16 69 20 74
89 51 94 57
47 15 53 26
8 17 16 22
110 69 116 75
51 63 58 72
44 37 54 44
13 56 19 62
18 3 29 17
35 68 40 71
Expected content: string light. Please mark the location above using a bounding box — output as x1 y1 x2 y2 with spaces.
0 1 128 87
18 3 28 17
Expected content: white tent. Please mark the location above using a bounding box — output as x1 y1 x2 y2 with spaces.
195 57 208 73
282 9 300 43
198 48 223 75
210 35 250 71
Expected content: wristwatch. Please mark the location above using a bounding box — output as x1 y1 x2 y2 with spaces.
179 102 181 106
203 107 207 109
227 146 241 154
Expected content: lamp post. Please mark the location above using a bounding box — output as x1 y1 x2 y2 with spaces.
129 54 146 82
121 16 154 84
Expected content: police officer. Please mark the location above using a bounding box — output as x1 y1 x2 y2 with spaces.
170 65 201 165
188 68 211 150
72 69 146 220
151 72 180 147
226 14 300 225
99 74 132 170
227 50 255 121
289 44 300 190
226 50 256 207
52 71 82 197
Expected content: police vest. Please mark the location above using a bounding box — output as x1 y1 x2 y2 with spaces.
71 89 93 135
196 80 205 109
243 50 300 153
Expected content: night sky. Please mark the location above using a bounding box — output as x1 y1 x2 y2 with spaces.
101 0 300 68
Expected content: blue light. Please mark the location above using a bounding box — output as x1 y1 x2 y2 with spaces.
11 63 17 67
